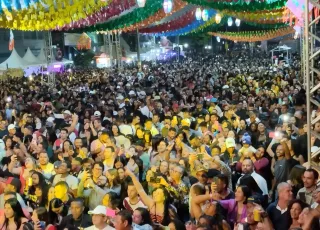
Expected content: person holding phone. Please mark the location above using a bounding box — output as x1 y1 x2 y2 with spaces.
29 207 56 230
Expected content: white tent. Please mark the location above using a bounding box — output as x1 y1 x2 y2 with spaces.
23 48 43 65
37 48 46 62
0 48 31 70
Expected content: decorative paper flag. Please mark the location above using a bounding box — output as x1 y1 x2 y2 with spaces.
286 0 313 21
9 30 14 51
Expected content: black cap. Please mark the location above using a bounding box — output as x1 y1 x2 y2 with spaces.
247 195 263 205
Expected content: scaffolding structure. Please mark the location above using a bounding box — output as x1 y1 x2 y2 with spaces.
43 31 55 87
104 33 113 66
304 0 320 166
103 31 122 69
114 31 122 69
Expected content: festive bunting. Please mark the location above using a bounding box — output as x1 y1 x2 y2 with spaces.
208 27 295 42
220 7 294 25
58 0 136 31
139 6 194 33
150 9 216 36
190 16 227 34
79 0 163 32
122 0 187 32
182 0 287 11
0 0 110 30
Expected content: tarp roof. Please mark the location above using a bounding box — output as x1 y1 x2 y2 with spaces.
0 48 31 70
23 47 43 65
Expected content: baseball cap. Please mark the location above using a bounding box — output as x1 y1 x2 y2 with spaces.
63 110 72 115
88 205 107 215
210 98 218 103
8 124 15 130
94 111 101 117
247 195 263 205
124 98 130 102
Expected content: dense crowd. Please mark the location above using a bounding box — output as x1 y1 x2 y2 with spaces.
0 51 318 230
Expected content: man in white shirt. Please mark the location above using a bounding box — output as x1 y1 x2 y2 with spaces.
85 205 115 230
237 159 268 196
52 161 78 196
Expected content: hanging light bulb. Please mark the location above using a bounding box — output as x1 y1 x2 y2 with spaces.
235 18 241 27
215 14 221 24
227 17 233 26
136 0 146 7
195 8 202 21
163 0 173 14
216 37 220 43
202 9 209 21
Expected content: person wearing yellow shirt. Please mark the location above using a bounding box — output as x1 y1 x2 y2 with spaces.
38 151 55 179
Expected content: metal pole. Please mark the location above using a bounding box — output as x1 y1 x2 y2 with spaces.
177 35 180 62
137 28 141 70
304 0 311 165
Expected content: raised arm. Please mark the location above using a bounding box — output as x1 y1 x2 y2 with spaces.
125 168 154 208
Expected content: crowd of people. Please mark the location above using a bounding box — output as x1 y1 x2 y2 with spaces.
0 50 318 230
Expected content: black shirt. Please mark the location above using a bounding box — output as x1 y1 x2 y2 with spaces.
58 214 92 230
266 202 290 230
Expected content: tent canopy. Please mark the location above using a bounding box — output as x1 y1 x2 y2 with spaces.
23 47 44 65
0 48 31 70
269 45 291 52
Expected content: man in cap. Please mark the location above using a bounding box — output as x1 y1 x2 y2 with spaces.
86 205 115 230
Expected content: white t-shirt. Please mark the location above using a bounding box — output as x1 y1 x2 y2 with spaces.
52 174 79 191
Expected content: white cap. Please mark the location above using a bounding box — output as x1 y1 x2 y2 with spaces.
94 111 101 117
8 124 15 130
116 95 124 100
88 205 107 215
63 110 72 115
129 90 136 95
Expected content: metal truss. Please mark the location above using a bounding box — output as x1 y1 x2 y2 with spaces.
104 33 113 67
304 0 320 166
43 31 55 87
114 31 122 69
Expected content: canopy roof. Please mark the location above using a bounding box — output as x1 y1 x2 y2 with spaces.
0 48 31 70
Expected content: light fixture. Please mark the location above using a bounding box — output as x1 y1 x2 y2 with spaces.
163 0 173 14
196 8 202 21
202 9 209 21
235 18 241 27
216 37 220 42
208 46 212 49
184 43 189 48
215 14 221 24
136 0 146 7
227 17 233 26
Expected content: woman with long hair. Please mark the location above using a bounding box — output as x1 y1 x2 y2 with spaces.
102 191 120 211
58 140 75 161
105 168 121 196
125 168 174 226
0 198 29 230
288 199 308 229
193 185 251 228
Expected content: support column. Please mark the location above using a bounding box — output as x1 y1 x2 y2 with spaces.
137 29 141 70
114 31 122 69
43 31 55 88
304 0 320 167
